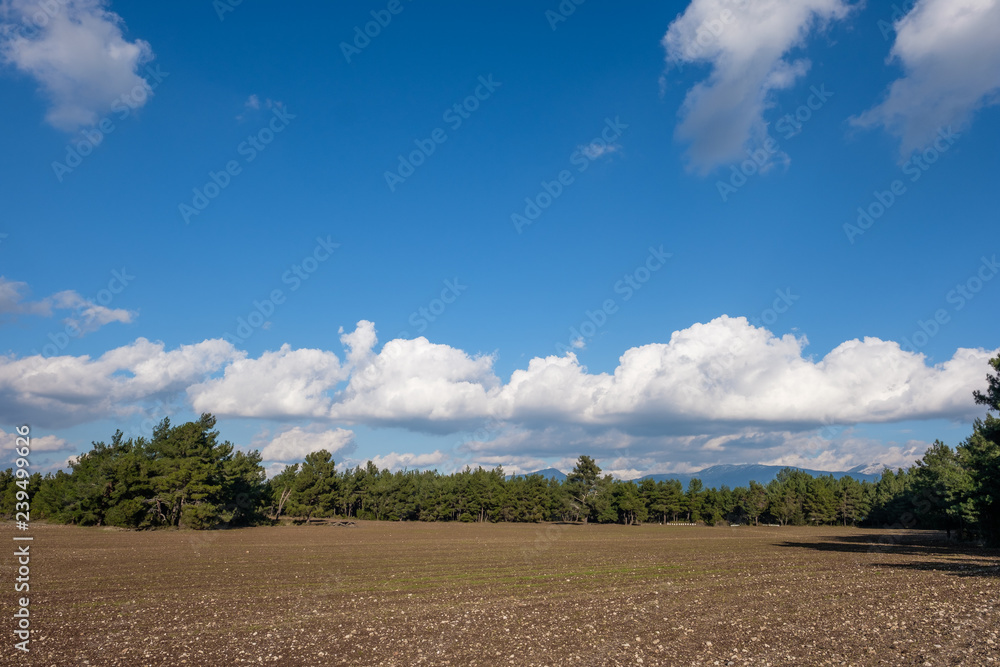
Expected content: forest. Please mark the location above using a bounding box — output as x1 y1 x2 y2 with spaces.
4 355 998 544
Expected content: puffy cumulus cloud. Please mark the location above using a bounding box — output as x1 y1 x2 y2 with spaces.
339 319 377 370
494 355 611 425
0 337 238 427
0 427 70 452
257 425 356 463
663 0 854 172
0 319 992 474
263 461 287 479
495 317 994 431
188 323 500 432
0 0 154 131
188 345 347 420
852 0 1000 156
327 335 499 431
0 277 135 332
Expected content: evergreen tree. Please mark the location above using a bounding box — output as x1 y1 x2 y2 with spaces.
684 479 705 522
966 353 1000 543
288 450 337 520
146 415 235 529
803 476 837 525
565 456 602 522
911 441 972 535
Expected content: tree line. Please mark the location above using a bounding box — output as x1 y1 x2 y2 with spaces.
4 355 998 543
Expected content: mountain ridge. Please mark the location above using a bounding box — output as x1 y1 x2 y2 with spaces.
510 463 889 487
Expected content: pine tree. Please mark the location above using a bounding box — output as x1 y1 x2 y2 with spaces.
565 456 602 522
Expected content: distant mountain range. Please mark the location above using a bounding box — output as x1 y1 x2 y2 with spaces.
511 463 889 488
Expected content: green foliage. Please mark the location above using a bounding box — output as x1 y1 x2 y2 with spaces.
684 479 705 522
288 450 338 520
957 416 1000 543
18 354 1000 543
104 497 148 528
27 414 267 531
803 476 837 525
566 455 602 522
910 440 972 533
147 415 229 527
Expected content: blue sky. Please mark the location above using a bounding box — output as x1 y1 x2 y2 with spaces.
1 0 998 478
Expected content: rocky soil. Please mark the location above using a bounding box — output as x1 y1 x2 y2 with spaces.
3 522 997 666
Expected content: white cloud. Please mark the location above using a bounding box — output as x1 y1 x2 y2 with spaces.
50 290 133 332
257 425 356 463
339 319 377 370
0 337 238 427
244 93 260 110
0 318 993 475
852 0 1000 156
0 427 70 452
326 333 499 431
459 425 931 478
458 452 556 476
0 276 135 332
0 0 154 131
0 277 50 317
663 0 854 172
37 453 80 474
578 141 620 160
363 450 448 472
494 317 992 430
188 345 347 420
759 434 929 472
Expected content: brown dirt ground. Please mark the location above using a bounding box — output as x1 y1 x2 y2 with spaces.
2 522 997 666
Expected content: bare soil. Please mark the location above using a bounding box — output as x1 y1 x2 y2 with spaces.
3 522 997 666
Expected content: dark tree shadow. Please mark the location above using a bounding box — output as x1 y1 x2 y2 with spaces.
881 561 1000 578
777 531 1000 578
